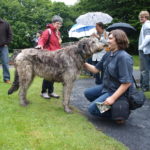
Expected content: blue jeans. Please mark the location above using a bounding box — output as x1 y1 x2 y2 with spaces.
139 50 150 90
0 45 10 81
84 85 112 118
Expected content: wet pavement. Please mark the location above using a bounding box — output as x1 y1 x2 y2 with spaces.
70 71 150 150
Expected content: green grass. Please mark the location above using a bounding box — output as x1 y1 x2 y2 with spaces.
132 55 140 70
132 55 140 67
143 91 150 98
0 69 128 150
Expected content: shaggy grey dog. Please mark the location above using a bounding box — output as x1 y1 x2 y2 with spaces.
9 37 104 113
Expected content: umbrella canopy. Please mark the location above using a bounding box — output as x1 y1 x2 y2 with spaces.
68 24 96 38
76 12 113 26
106 22 136 35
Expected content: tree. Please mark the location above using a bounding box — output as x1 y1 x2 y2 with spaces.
0 0 77 50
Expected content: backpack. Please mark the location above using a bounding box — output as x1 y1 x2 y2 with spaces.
44 28 51 46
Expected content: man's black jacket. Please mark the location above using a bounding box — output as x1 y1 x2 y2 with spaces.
0 18 12 46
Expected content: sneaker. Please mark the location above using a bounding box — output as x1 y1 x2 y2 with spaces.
142 88 149 92
41 92 50 99
49 92 60 98
4 80 11 84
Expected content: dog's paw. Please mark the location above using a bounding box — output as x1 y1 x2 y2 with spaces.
64 106 73 113
20 100 30 106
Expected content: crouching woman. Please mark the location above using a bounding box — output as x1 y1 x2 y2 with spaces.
84 29 133 124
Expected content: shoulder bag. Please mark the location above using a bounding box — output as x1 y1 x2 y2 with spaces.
127 76 146 110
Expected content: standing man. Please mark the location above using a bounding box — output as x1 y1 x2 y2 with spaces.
0 18 12 83
138 11 150 92
36 15 63 99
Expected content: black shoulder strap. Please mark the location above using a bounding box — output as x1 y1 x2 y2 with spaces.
132 75 139 89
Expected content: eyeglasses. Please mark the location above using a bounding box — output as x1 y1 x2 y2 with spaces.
139 16 145 19
55 22 62 26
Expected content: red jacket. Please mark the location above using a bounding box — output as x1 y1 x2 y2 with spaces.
38 24 61 51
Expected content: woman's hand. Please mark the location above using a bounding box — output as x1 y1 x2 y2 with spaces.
103 96 116 105
84 62 100 74
104 83 132 106
91 33 100 39
35 45 43 49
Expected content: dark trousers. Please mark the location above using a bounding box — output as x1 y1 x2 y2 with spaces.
139 50 150 89
41 79 54 94
92 61 102 85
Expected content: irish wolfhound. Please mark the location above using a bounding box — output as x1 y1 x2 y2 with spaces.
9 37 104 113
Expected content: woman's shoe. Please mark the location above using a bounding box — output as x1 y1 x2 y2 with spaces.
49 92 60 98
41 93 50 99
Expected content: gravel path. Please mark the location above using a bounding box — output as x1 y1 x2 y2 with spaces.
70 74 150 150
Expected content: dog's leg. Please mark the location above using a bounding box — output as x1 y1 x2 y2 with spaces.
8 69 19 95
18 64 34 106
63 81 74 113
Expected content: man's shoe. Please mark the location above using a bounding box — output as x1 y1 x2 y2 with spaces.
4 80 11 84
142 88 149 92
115 120 125 124
41 92 50 99
49 92 60 98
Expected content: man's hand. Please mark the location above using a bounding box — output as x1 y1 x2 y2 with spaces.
139 45 143 50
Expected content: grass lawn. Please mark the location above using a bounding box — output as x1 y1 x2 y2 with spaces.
0 69 128 150
132 55 140 70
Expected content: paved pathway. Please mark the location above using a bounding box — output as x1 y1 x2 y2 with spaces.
70 71 150 150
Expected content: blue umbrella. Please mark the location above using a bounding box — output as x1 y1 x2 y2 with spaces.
106 22 136 35
68 24 96 38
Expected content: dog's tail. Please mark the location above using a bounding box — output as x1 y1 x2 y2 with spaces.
8 70 19 95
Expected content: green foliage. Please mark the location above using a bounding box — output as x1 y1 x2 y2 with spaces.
132 55 140 67
0 0 76 51
51 2 77 42
0 69 128 150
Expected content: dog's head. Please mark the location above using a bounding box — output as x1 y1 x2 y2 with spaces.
77 37 105 59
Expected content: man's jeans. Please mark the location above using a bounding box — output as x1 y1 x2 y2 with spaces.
0 45 10 81
84 85 112 118
139 50 150 90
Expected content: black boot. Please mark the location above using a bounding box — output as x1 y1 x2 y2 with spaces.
8 70 19 95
